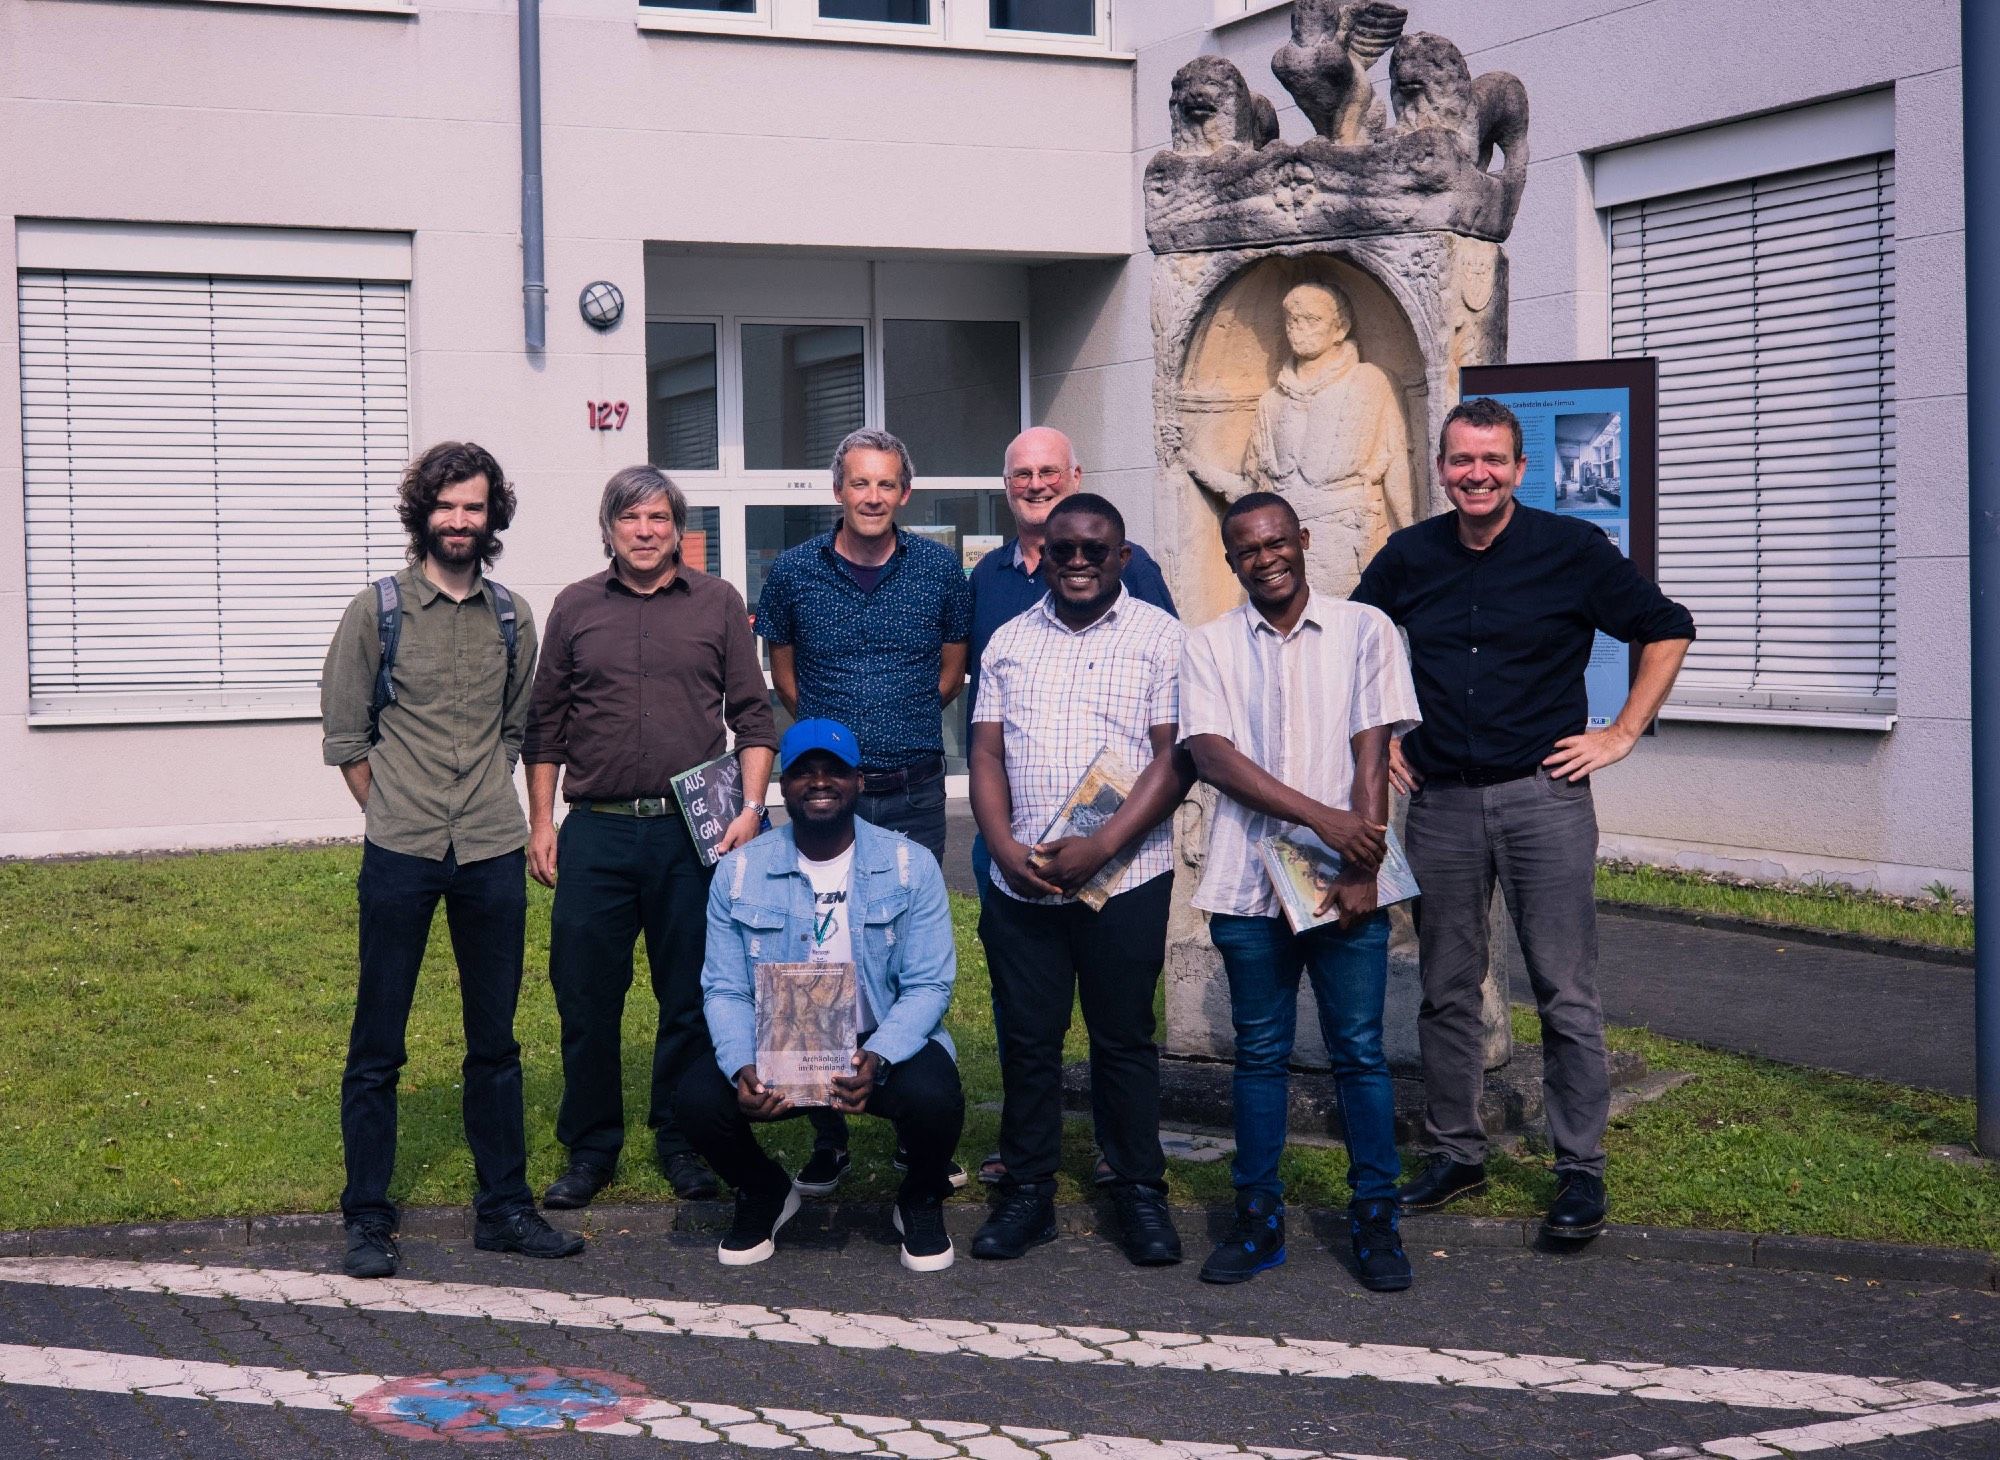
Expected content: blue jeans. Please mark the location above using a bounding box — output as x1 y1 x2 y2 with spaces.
1209 911 1399 1204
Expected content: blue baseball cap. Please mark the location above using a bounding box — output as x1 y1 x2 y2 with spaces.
779 718 861 773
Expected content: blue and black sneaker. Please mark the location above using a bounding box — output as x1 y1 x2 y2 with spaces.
1199 1192 1285 1285
1349 1197 1413 1292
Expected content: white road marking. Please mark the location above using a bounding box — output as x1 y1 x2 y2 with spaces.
0 1342 1410 1460
0 1256 1988 1422
1596 1395 2000 1458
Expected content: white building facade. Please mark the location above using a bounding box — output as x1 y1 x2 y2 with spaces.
0 0 1968 896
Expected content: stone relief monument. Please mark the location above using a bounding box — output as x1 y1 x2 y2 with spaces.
1149 3 1529 1084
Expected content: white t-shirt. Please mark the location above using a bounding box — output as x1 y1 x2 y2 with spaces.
799 844 873 1033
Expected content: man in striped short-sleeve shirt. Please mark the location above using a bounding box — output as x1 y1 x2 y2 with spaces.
1181 491 1421 1292
968 493 1194 1270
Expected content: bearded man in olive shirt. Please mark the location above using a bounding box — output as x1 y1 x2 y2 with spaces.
525 466 778 1209
321 440 583 1279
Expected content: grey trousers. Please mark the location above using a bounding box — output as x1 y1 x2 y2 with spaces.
1404 768 1609 1175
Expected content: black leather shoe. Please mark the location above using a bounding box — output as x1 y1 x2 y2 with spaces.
541 1162 612 1211
342 1221 399 1280
662 1150 721 1201
1540 1171 1607 1242
1111 1185 1182 1266
1396 1154 1487 1211
474 1208 586 1260
971 1187 1057 1260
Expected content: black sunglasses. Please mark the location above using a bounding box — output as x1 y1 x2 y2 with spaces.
1047 540 1115 565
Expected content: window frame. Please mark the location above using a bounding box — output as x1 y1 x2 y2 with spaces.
636 0 1122 56
1603 152 1898 732
17 266 412 727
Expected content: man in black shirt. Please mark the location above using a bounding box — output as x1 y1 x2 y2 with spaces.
1352 398 1693 1242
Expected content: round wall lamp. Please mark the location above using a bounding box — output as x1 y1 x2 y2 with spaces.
579 281 625 331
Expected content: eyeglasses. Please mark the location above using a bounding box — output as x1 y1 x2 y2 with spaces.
1046 540 1114 565
1006 466 1069 487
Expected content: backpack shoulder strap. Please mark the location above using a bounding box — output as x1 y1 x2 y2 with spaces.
368 575 402 742
486 580 519 680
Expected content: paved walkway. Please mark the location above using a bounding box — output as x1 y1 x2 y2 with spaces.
940 809 1975 1096
0 1216 1995 1457
1506 911 1974 1097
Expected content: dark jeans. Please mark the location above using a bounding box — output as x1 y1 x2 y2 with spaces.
857 768 947 861
1208 911 1399 1204
809 768 948 1152
342 840 532 1227
677 1040 965 1202
979 872 1172 1192
548 808 714 1171
1405 768 1607 1175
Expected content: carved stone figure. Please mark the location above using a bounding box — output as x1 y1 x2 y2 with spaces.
1169 56 1280 157
1273 0 1408 143
1189 280 1415 595
1390 32 1532 235
1143 10 1530 1081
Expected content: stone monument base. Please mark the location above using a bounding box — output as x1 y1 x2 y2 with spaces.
1063 1045 1650 1151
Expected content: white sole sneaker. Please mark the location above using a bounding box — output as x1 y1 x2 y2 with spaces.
717 1187 802 1267
892 1205 956 1273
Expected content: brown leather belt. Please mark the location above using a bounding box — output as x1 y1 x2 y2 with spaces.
578 796 676 817
859 755 945 794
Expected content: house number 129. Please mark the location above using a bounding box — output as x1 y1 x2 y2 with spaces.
587 401 630 430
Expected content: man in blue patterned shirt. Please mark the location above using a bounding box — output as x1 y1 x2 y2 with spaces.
758 427 973 864
757 428 974 1189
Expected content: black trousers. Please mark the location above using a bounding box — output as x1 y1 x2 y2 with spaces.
676 1039 966 1202
548 807 714 1170
342 841 533 1226
979 871 1172 1193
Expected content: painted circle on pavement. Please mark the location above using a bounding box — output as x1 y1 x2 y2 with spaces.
352 1366 649 1443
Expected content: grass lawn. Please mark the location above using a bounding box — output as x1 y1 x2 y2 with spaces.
0 846 1994 1248
1596 859 1974 952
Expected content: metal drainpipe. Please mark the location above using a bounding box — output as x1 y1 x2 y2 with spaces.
519 0 547 353
1964 0 1998 1154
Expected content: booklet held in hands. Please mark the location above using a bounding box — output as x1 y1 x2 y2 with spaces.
1025 747 1138 911
1258 824 1420 934
754 961 857 1107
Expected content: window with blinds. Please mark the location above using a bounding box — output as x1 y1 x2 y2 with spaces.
19 271 409 722
1610 154 1896 723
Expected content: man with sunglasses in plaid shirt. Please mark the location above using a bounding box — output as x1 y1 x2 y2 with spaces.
968 493 1194 1268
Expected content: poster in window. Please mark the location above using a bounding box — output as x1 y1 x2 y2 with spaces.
1458 358 1658 731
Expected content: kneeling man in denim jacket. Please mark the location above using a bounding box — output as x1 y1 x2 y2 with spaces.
677 717 965 1271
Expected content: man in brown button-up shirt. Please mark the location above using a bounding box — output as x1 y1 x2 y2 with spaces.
320 440 583 1280
523 465 778 1209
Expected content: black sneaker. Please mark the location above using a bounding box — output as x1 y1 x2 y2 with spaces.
970 1187 1057 1260
1349 1198 1413 1292
662 1150 721 1201
793 1145 852 1196
892 1192 955 1272
1111 1185 1182 1266
473 1208 586 1260
1199 1193 1285 1285
718 1185 802 1267
891 1147 969 1190
342 1221 399 1280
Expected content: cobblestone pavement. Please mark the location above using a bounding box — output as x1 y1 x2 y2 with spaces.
0 1206 1994 1459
